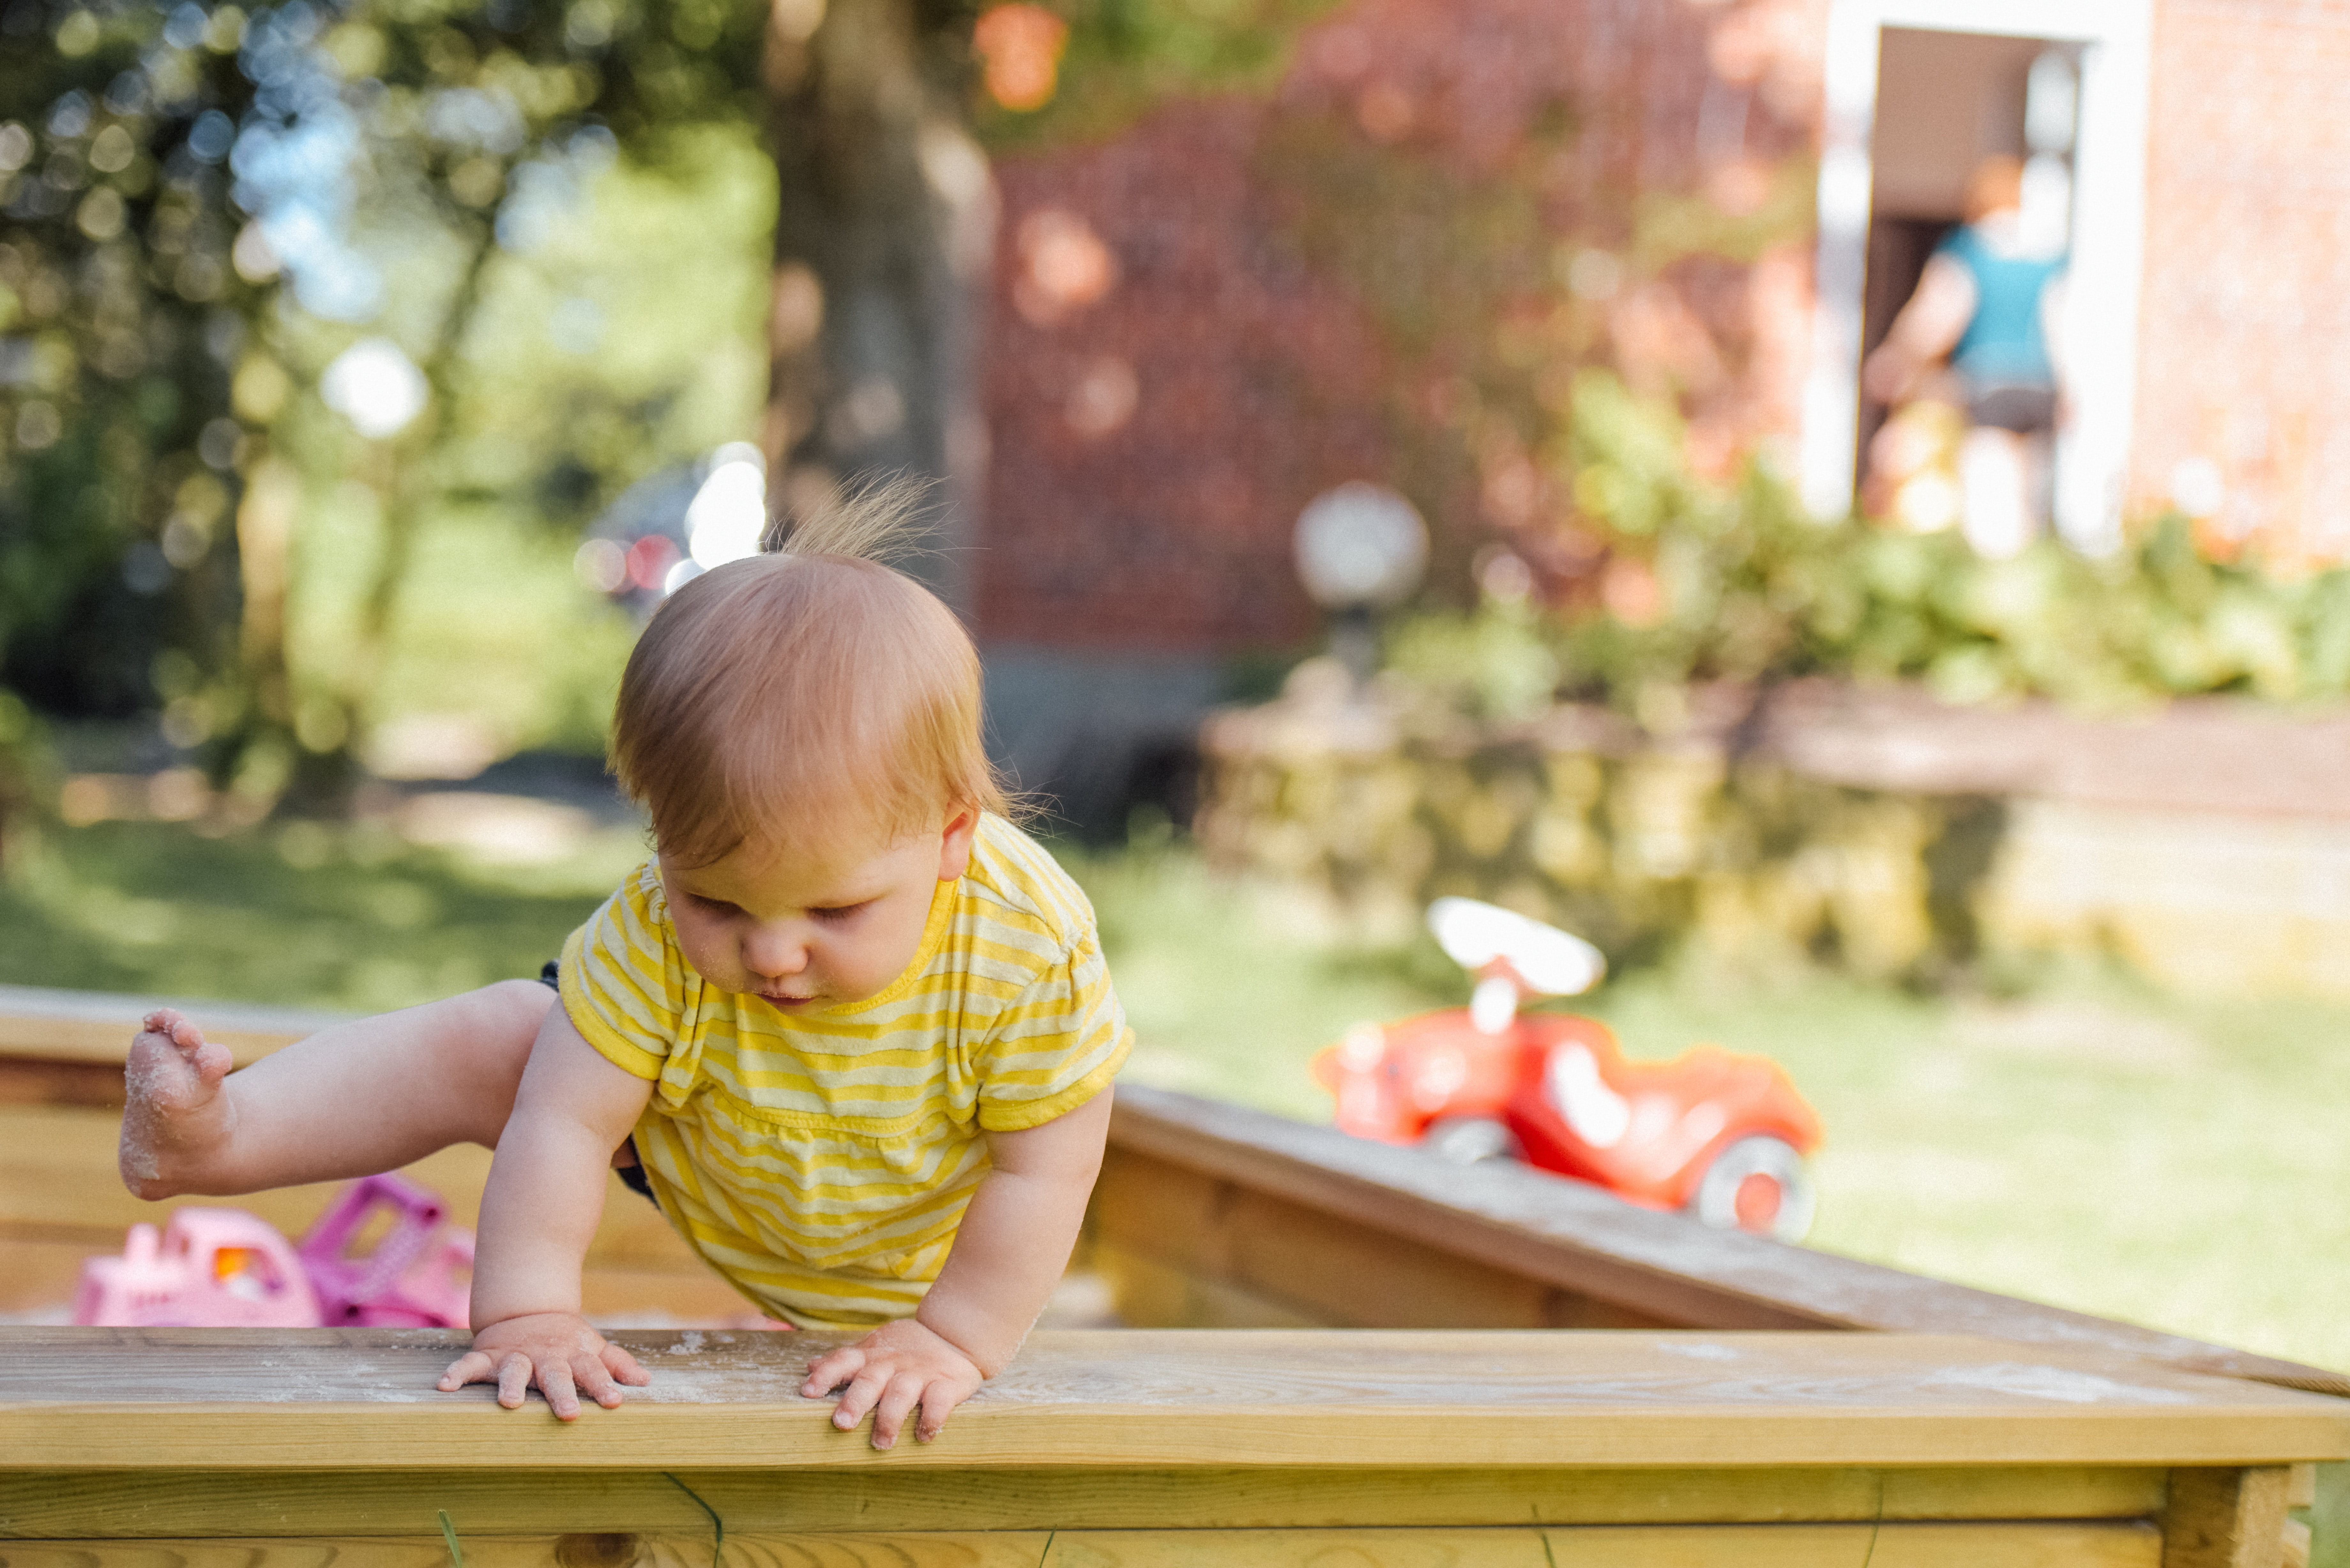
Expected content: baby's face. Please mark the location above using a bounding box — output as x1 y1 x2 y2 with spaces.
659 809 977 1008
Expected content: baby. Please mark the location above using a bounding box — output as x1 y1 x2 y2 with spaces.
116 492 1130 1448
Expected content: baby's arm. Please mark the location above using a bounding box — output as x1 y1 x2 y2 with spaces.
803 1084 1113 1449
436 1003 656 1420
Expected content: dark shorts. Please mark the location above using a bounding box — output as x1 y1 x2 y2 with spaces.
537 960 658 1207
1967 381 2058 434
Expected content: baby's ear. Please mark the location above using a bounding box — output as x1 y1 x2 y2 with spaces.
936 806 979 881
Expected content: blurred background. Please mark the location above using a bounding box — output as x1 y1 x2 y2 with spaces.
1 0 2346 1398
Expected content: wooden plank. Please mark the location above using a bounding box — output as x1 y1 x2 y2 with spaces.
2161 1467 2292 1568
0 1465 2174 1537
0 1105 710 1291
1539 1522 2161 1566
1 1329 2343 1472
1102 1088 2350 1398
0 1529 2172 1568
1092 1243 1326 1330
1090 1158 1668 1330
0 1536 1054 1567
0 1056 125 1107
0 984 337 1070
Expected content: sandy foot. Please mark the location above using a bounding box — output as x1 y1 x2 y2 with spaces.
118 1008 238 1198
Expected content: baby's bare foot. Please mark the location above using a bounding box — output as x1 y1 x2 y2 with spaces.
119 1008 238 1199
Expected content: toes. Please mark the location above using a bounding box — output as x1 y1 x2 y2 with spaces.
191 1038 233 1087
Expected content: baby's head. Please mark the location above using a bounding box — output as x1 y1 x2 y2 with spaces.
609 487 1010 1004
613 486 1004 868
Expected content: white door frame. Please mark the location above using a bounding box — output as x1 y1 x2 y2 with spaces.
1797 0 2153 550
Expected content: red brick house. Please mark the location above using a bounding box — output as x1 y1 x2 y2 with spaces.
973 0 2350 809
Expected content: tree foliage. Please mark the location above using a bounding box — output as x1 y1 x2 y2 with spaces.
0 0 772 805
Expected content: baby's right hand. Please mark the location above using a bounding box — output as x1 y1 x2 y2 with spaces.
437 1312 650 1421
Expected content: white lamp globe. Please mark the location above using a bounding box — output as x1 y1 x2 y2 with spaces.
1294 482 1429 609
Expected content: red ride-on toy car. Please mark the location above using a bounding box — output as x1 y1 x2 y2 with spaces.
1312 898 1823 1240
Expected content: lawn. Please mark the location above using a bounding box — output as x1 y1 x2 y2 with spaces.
5 810 2347 1376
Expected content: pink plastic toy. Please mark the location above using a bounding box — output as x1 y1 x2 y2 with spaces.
72 1206 322 1328
73 1173 475 1330
297 1172 475 1328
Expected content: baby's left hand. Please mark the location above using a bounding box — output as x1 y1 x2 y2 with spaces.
801 1318 984 1449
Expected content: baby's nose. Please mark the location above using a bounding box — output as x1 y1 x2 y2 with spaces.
741 927 810 978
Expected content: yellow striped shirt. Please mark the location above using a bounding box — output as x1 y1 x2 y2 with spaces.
557 814 1130 1325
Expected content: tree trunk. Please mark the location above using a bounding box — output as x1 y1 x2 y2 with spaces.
762 0 995 611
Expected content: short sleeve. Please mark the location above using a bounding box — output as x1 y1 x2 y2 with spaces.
559 865 687 1082
974 926 1132 1132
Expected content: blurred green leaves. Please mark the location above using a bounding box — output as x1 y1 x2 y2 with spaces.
0 0 774 810
1391 369 2350 720
975 0 1341 148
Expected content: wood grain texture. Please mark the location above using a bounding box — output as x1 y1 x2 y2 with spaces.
1092 1244 1325 1331
0 1105 712 1302
0 1525 2169 1568
2161 1467 2292 1568
0 1535 1053 1567
1538 1522 2162 1566
1089 1161 1668 1332
1 1329 2344 1472
0 984 332 1069
0 1056 125 1107
1103 1088 2350 1399
0 1465 2173 1538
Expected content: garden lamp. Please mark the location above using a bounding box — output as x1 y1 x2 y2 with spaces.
1292 481 1428 687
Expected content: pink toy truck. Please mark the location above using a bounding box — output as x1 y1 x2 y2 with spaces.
72 1206 322 1328
298 1172 475 1328
73 1172 474 1330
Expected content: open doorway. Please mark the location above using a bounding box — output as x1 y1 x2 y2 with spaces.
1800 1 2151 552
1858 31 2080 504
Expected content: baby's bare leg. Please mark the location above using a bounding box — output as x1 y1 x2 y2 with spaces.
120 979 556 1200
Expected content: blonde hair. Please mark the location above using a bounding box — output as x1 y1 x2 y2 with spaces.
611 478 1012 868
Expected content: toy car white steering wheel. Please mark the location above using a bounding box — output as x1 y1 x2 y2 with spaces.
1426 897 1605 997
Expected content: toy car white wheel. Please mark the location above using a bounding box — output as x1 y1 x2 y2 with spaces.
1687 1135 1816 1242
1422 1115 1521 1165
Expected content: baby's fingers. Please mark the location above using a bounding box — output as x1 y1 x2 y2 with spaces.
601 1341 652 1387
496 1352 536 1410
869 1375 924 1451
830 1365 891 1432
913 1377 976 1444
573 1353 627 1411
437 1350 495 1392
540 1359 583 1421
802 1346 866 1398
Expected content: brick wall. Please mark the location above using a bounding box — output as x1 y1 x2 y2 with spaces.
2133 0 2350 564
976 0 1826 657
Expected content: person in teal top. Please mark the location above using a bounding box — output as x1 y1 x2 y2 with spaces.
1864 157 2069 558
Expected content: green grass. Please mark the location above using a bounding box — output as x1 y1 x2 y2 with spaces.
1065 839 2350 1377
5 816 2346 1375
0 815 647 1014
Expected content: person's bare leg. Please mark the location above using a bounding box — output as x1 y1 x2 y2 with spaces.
119 979 557 1200
1960 426 2034 559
